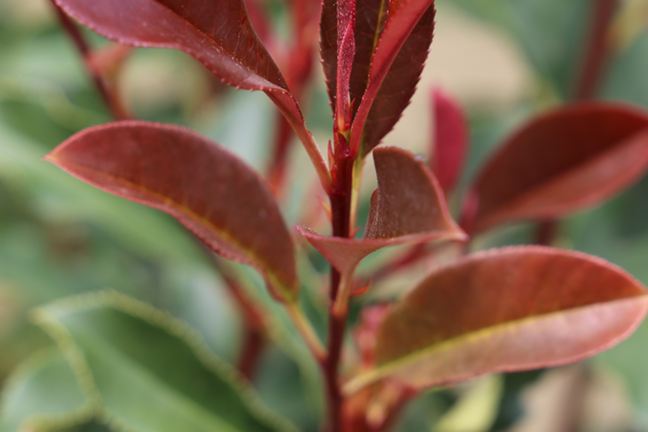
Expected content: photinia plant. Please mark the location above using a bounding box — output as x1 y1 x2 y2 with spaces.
7 0 648 431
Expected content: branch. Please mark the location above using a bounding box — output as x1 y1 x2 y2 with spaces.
50 0 130 120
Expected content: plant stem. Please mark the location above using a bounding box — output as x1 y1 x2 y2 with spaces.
573 0 620 100
268 115 294 193
50 1 130 120
536 0 619 244
237 325 266 381
324 156 355 432
535 220 559 246
208 256 269 380
285 301 327 361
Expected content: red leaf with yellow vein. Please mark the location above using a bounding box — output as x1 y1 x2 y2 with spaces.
466 102 648 234
344 246 648 394
322 0 435 154
299 146 465 275
45 121 298 302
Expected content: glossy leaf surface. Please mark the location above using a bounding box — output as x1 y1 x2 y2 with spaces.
469 102 648 233
349 0 436 155
52 0 329 190
53 0 286 102
321 0 435 153
46 121 298 301
300 146 465 274
0 350 91 432
431 88 468 194
34 292 297 432
344 247 648 394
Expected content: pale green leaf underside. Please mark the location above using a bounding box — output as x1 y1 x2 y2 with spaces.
33 291 297 432
0 349 93 432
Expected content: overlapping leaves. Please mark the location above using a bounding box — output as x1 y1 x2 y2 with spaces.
33 291 297 432
322 0 436 154
52 0 329 189
300 146 465 275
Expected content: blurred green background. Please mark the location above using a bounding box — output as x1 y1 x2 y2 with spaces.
1 0 648 431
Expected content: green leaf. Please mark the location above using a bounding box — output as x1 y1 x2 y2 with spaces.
0 349 95 432
54 420 116 432
32 291 297 432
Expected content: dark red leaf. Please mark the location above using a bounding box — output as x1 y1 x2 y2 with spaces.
431 88 468 194
53 0 330 190
467 102 648 233
323 0 435 155
349 0 435 156
299 146 465 276
320 0 338 108
45 121 298 302
336 0 356 132
344 246 648 394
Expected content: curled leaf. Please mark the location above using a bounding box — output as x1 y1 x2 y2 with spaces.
299 146 465 275
431 88 468 194
45 121 298 302
344 246 648 394
467 102 648 233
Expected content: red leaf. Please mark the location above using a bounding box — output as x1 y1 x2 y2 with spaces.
431 88 468 194
344 246 648 394
349 0 436 156
45 121 298 302
322 0 435 155
53 0 330 191
299 146 466 275
336 0 356 132
467 102 648 233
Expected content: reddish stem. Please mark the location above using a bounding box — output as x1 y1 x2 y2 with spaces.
207 254 268 382
237 325 266 381
268 115 294 193
573 0 620 100
535 220 559 246
266 0 319 194
537 0 619 244
324 156 355 432
50 1 130 120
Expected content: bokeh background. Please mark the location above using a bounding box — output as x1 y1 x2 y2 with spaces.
1 0 648 431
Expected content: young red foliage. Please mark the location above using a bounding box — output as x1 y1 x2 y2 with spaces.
299 146 466 275
335 0 356 135
52 0 330 191
348 0 436 156
45 122 298 302
322 0 435 155
43 2 648 431
345 246 648 394
431 88 468 194
466 102 648 233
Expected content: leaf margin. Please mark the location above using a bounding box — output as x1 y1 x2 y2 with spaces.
30 290 300 432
